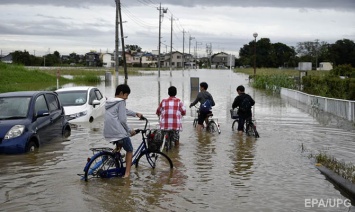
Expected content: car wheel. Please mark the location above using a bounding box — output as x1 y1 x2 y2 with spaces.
27 141 38 152
63 127 71 138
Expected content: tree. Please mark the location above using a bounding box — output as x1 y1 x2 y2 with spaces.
328 39 355 67
271 43 297 68
296 40 330 69
125 45 142 53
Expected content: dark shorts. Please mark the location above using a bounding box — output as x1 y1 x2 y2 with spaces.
198 111 211 125
113 137 133 152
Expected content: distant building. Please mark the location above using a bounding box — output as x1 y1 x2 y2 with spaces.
211 52 235 68
101 53 114 68
85 52 101 67
317 62 333 71
298 62 312 71
1 53 13 64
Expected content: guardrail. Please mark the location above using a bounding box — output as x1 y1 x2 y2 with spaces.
281 88 355 122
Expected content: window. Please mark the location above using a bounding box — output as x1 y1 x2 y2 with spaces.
35 95 49 114
89 89 97 104
95 90 103 100
46 93 60 112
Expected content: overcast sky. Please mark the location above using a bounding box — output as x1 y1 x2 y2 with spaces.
0 0 354 57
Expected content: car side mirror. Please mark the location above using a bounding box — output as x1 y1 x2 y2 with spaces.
36 110 50 118
92 100 100 108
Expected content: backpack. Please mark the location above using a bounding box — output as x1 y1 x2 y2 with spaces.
239 96 252 113
200 99 212 113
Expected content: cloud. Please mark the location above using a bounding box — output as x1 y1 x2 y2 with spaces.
1 0 355 11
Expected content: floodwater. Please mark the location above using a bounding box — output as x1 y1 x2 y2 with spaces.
1 69 355 212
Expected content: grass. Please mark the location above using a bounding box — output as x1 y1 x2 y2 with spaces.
309 152 355 184
0 63 157 92
0 63 72 92
234 68 329 92
234 67 328 77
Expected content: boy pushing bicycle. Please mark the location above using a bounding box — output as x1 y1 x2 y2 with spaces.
103 84 143 178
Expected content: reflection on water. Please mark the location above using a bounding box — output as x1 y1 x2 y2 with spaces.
1 69 355 211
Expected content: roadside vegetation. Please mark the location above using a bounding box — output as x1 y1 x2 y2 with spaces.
0 63 70 92
309 152 355 184
235 65 355 100
0 63 156 93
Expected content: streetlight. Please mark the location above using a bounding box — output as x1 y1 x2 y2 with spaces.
253 32 258 78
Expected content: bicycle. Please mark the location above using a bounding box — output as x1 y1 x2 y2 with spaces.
230 109 260 138
79 117 173 181
192 106 221 134
160 129 178 151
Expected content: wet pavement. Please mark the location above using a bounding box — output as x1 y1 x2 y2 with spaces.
1 69 355 211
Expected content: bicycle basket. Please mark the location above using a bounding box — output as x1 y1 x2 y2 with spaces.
230 109 239 119
147 129 164 152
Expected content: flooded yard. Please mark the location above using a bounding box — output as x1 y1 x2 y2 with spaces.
1 69 355 211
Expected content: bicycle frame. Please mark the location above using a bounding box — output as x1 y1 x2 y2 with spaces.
82 117 149 179
81 117 173 180
193 106 221 133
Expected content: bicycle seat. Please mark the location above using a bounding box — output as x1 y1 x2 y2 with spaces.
112 140 123 147
207 113 213 117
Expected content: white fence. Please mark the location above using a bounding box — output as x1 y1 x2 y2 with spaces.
281 88 355 122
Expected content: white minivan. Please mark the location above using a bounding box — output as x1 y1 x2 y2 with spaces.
56 86 105 123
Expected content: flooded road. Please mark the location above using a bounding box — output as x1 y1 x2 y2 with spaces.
1 69 355 211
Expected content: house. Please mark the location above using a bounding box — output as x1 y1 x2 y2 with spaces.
184 53 195 68
101 53 115 68
164 51 184 68
298 62 312 71
85 52 101 67
141 52 157 68
211 52 235 68
131 52 142 67
317 62 333 71
1 53 13 64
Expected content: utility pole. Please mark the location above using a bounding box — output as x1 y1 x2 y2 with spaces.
195 41 202 69
206 43 212 68
189 35 195 69
170 14 173 71
157 3 168 77
315 39 319 70
182 29 186 70
118 0 128 83
115 0 119 84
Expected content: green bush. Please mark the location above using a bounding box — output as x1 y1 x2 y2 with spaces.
302 75 355 100
329 64 355 78
252 74 296 92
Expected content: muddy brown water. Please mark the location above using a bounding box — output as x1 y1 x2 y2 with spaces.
1 69 355 211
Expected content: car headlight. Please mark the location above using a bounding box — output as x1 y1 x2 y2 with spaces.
69 111 88 120
5 125 25 139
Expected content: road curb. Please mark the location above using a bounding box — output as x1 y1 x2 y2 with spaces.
316 164 355 201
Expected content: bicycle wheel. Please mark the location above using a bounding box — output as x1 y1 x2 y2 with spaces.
135 150 173 172
246 122 256 137
193 118 198 128
163 133 172 151
206 120 218 133
232 119 238 131
84 152 122 181
253 124 260 138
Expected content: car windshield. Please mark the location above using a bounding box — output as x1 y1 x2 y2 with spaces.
0 97 30 119
57 91 87 106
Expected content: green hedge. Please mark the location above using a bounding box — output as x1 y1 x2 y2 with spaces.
302 75 355 100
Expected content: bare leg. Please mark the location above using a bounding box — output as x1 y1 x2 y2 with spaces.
238 130 243 136
123 151 133 178
196 124 203 131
